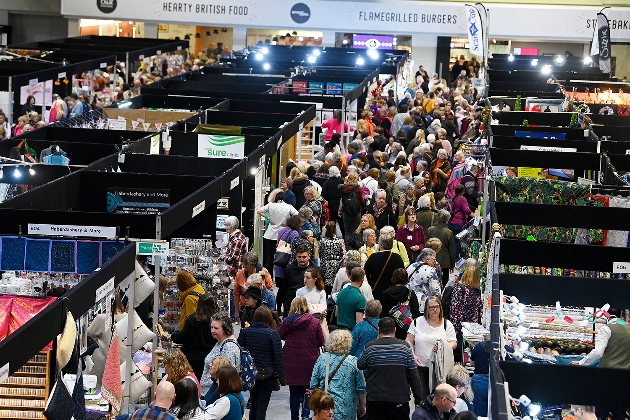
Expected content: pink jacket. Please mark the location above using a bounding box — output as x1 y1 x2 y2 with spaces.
321 118 349 141
450 195 472 227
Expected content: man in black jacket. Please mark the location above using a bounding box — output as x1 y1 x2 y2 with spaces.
283 244 320 316
412 383 458 420
357 317 422 420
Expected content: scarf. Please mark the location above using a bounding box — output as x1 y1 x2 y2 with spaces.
373 201 387 219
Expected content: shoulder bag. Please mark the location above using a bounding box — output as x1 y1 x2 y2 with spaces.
371 251 393 292
324 353 349 393
273 228 293 268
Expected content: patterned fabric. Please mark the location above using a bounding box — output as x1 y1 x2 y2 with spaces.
406 263 442 308
319 237 346 286
449 285 481 331
607 196 630 248
350 318 379 359
494 177 605 244
310 353 366 420
224 230 248 273
304 198 324 227
102 327 123 414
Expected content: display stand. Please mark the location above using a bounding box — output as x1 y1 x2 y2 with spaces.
0 351 51 419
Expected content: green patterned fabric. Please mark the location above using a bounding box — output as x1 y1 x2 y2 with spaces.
494 177 604 243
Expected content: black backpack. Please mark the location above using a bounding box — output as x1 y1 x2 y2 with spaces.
342 186 361 215
441 283 463 321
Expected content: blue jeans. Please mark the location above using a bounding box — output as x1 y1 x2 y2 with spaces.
230 289 236 320
289 385 310 420
471 374 489 417
250 376 274 420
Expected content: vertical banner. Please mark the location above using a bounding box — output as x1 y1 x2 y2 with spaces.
597 12 611 73
465 5 484 57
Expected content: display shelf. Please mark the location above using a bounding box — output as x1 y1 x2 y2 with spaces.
0 351 51 419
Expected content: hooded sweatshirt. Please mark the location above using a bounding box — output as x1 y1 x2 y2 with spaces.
278 313 325 386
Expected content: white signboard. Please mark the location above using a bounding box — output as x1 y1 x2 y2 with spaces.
613 262 630 274
192 200 206 218
520 145 578 153
198 134 245 159
0 363 9 385
95 277 115 303
28 223 117 238
60 0 630 41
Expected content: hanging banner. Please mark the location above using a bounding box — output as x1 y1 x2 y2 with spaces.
106 188 170 214
597 12 611 73
465 5 484 57
197 134 245 159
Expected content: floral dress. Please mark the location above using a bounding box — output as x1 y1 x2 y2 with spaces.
310 352 366 420
319 237 346 286
449 285 481 331
406 262 442 309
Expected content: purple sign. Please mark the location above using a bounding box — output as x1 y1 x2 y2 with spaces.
352 34 394 50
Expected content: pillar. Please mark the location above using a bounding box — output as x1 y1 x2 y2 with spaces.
232 26 247 51
411 34 438 75
144 22 158 39
320 30 336 48
0 10 8 25
67 17 80 37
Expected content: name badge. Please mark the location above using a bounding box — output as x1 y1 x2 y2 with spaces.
408 235 413 241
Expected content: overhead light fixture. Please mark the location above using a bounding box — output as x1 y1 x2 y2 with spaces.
0 166 3 179
286 33 291 37
221 27 228 33
213 29 219 34
393 37 397 44
531 58 538 66
250 168 257 175
314 36 319 40
261 46 269 54
584 56 593 64
367 49 379 60
312 49 321 56
195 33 201 38
272 36 278 42
555 56 565 64
13 167 20 178
184 34 191 40
255 53 263 60
356 57 365 66
508 54 514 61
342 39 349 45
263 63 270 70
307 55 316 64
292 31 298 35
541 64 552 75
493 39 497 43
298 36 304 41
205 31 211 36
29 166 35 176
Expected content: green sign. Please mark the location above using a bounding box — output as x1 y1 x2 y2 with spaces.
136 242 169 256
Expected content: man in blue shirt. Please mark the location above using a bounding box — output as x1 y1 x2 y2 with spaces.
130 381 177 420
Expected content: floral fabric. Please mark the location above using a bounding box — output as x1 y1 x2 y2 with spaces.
319 238 346 286
449 285 482 331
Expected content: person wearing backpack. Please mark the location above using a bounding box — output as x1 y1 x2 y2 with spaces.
338 172 365 247
448 184 473 259
426 210 457 288
381 268 421 340
200 314 242 395
237 307 286 420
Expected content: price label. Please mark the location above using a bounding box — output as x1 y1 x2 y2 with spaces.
156 50 161 55
192 200 205 218
230 177 239 190
95 277 115 303
100 62 107 68
58 72 66 78
613 262 630 273
0 362 9 384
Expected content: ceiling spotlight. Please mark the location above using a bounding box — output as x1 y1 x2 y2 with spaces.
555 56 565 64
531 58 538 66
298 36 304 41
292 31 298 36
508 54 514 61
261 46 269 54
356 57 365 66
255 53 263 60
263 63 270 70
307 55 316 64
29 166 35 176
312 49 321 56
213 29 219 34
250 168 257 175
13 167 20 178
0 166 3 179
221 27 228 33
584 56 593 64
541 65 552 75
205 31 211 36
367 49 379 60
342 39 349 45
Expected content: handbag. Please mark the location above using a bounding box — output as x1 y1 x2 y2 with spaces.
371 251 393 292
44 371 75 420
389 290 414 331
257 366 275 381
273 229 293 268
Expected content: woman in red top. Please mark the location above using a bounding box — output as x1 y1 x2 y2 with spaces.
395 207 426 262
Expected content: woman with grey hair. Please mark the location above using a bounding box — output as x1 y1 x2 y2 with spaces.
380 225 410 267
299 206 320 239
429 148 451 193
406 247 441 307
322 165 344 229
358 228 378 267
367 189 396 231
364 234 405 301
310 329 367 420
330 150 347 178
426 209 457 287
223 216 248 274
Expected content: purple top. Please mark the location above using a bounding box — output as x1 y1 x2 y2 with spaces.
395 224 425 256
274 227 300 278
450 195 472 227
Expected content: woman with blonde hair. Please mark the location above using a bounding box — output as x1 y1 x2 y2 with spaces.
290 167 311 210
310 330 367 420
303 185 324 227
279 297 325 420
163 348 202 396
448 266 482 360
346 213 376 251
176 271 205 330
203 356 232 405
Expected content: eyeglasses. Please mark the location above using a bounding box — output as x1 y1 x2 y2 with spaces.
444 396 456 405
428 306 440 310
